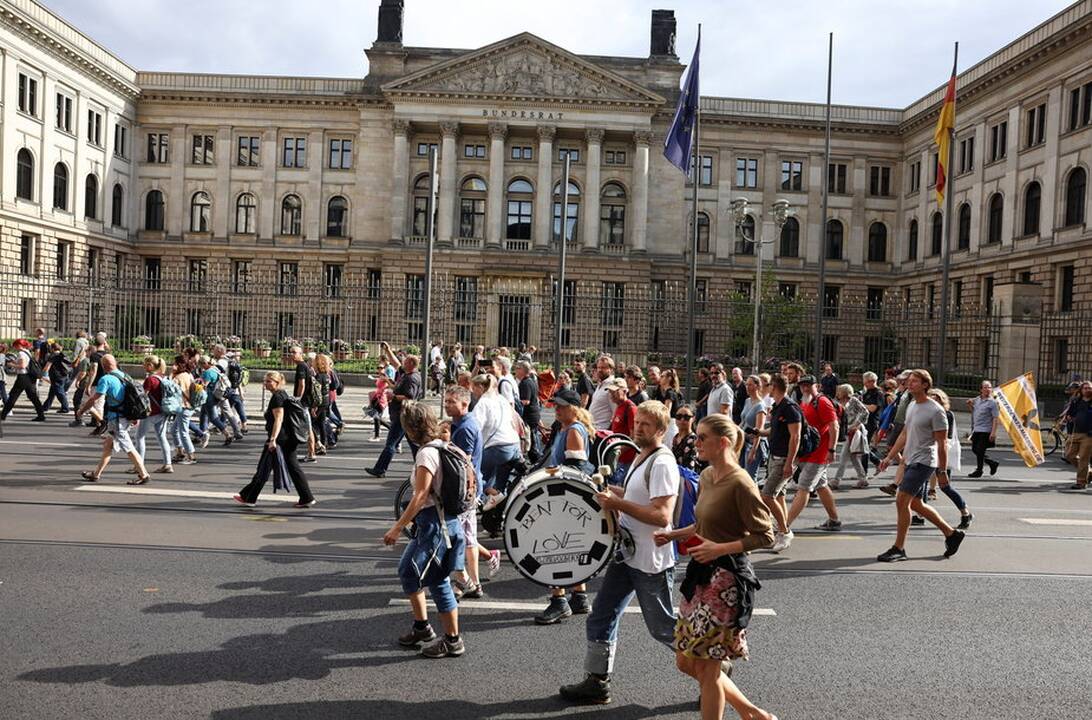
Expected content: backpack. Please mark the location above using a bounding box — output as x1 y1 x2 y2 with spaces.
159 375 184 415
109 371 151 421
226 359 244 389
210 372 228 402
796 398 822 457
675 466 702 555
25 352 43 381
435 443 475 516
281 395 311 444
190 379 208 407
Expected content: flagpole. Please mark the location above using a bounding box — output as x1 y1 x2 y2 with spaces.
814 32 833 373
684 24 701 404
937 41 958 388
553 154 571 379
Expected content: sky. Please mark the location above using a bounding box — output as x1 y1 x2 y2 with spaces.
45 0 1077 108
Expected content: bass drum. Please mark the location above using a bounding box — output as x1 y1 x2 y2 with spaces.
502 466 617 588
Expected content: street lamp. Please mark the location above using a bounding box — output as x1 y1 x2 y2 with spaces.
730 198 793 373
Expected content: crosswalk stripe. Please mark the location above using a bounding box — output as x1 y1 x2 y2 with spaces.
386 598 776 616
73 485 302 503
1020 518 1092 527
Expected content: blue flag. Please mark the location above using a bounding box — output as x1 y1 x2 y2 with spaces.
663 33 700 175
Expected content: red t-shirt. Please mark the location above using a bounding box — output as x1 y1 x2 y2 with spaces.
800 394 838 465
610 399 638 464
143 374 163 416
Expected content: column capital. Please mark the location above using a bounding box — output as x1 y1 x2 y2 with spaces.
488 122 508 141
391 118 412 136
439 121 460 138
634 130 654 146
536 124 557 141
585 128 605 145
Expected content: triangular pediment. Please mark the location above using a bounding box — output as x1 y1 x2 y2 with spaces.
382 33 665 106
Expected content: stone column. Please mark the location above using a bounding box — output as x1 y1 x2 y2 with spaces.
437 121 459 245
389 119 411 243
631 131 652 253
534 124 556 249
582 128 604 251
486 122 507 247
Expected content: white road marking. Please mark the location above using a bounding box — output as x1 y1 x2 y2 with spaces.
0 440 85 448
1020 518 1092 527
387 598 776 616
73 485 302 503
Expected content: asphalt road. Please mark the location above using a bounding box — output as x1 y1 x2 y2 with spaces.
2 386 1091 720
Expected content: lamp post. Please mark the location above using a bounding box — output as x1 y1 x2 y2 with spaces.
730 198 793 373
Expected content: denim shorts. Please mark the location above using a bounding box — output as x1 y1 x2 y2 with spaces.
898 462 936 497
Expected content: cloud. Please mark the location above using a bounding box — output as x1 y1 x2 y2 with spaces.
43 0 1075 107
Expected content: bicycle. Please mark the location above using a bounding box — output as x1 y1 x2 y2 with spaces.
1040 421 1068 457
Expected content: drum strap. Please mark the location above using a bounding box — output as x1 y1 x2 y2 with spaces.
622 445 672 492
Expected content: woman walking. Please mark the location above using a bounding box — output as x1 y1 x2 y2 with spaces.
927 388 973 529
134 355 174 474
739 375 769 481
655 414 777 720
170 356 198 465
234 371 315 508
831 384 870 489
472 373 522 511
672 404 705 473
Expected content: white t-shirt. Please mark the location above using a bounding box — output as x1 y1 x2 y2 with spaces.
413 439 445 509
497 374 518 408
620 448 680 575
589 377 615 430
472 392 520 448
14 349 32 376
707 382 733 417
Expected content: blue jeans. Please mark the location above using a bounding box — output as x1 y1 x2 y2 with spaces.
136 413 172 467
741 437 768 481
373 413 413 474
481 443 522 495
42 376 72 412
172 408 196 455
398 506 465 614
584 560 676 676
199 394 226 434
225 388 247 425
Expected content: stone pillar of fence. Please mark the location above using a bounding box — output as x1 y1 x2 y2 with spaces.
993 281 1043 383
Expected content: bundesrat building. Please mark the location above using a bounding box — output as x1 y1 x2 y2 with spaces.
0 0 1089 379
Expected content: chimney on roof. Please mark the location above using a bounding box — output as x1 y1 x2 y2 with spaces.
650 9 677 58
377 0 404 45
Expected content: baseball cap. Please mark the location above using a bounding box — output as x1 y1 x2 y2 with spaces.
552 387 582 407
1066 381 1081 391
799 374 816 385
603 377 627 391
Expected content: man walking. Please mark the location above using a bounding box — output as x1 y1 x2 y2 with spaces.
757 374 799 553
514 361 542 461
573 358 596 409
966 381 999 477
0 338 46 422
876 369 966 561
1063 381 1092 490
588 355 616 431
559 400 679 705
706 364 733 418
785 375 843 532
76 354 150 484
367 351 423 478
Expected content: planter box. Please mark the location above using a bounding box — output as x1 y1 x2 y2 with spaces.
255 348 271 358
334 350 350 361
131 344 154 355
353 350 369 360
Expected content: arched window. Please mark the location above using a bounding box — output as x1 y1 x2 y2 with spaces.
907 219 919 261
235 193 257 234
867 222 887 262
690 212 710 254
412 173 433 236
779 216 800 257
53 162 68 210
987 193 1003 244
145 190 164 231
111 184 124 227
599 182 626 246
957 203 971 249
189 191 211 232
1065 167 1086 227
735 215 756 255
506 178 533 241
552 180 580 243
16 148 34 200
327 196 348 237
280 194 301 236
84 174 98 219
931 211 944 255
459 176 486 239
825 219 843 260
1023 181 1041 236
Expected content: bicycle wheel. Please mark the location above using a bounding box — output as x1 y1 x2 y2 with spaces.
1041 428 1060 456
393 478 415 538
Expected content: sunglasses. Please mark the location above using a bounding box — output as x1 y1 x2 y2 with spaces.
675 413 693 420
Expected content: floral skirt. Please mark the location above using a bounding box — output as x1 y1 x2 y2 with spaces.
673 566 749 662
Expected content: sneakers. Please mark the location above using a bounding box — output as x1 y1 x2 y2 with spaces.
223 435 234 447
30 415 46 422
569 591 591 614
233 494 256 507
770 530 794 553
364 467 386 478
854 478 870 489
487 549 502 578
293 500 317 508
967 469 984 478
199 434 211 449
911 515 926 526
481 493 506 513
877 545 908 562
154 465 174 474
559 674 612 705
69 419 83 428
460 583 484 600
829 478 841 491
534 596 573 625
957 513 974 530
879 483 897 497
988 460 999 476
420 635 465 658
398 624 437 647
181 454 197 465
817 519 842 532
943 529 966 558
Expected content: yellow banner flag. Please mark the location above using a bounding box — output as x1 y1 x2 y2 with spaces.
992 372 1045 468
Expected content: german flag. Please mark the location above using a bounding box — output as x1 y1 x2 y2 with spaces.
933 65 957 206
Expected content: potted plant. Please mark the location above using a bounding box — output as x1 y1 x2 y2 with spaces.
353 339 369 360
203 334 223 349
131 335 154 354
281 337 297 363
226 335 243 353
174 334 203 353
403 343 421 357
254 339 272 358
301 336 317 353
332 338 351 361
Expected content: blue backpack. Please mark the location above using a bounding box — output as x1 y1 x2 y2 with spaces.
674 465 701 555
159 375 183 415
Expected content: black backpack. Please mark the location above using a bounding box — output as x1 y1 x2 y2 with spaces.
109 371 151 421
281 396 311 444
796 398 822 456
435 443 475 516
25 352 43 381
226 359 244 389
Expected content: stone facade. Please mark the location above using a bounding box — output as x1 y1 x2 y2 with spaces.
1 0 1091 367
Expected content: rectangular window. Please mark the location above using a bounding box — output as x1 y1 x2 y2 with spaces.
958 136 975 174
417 142 438 157
689 155 713 186
605 150 627 165
18 73 37 116
1059 265 1075 312
463 143 486 159
282 137 306 167
367 268 382 300
822 285 840 319
147 133 169 163
55 300 68 335
736 157 758 188
187 259 208 293
953 279 964 318
559 279 576 347
984 275 995 315
927 284 936 320
459 198 486 239
237 136 260 166
231 310 248 339
87 109 103 146
601 282 625 350
930 152 939 185
909 160 921 193
276 312 294 340
735 280 753 300
144 257 161 291
88 248 101 285
869 166 891 196
405 274 424 343
780 160 803 191
113 124 128 158
324 263 343 299
828 163 847 194
20 299 33 332
989 121 1007 162
231 260 250 294
1069 81 1092 130
19 235 35 276
558 148 581 163
55 93 72 132
778 283 797 299
866 287 884 321
329 138 353 169
56 241 71 280
278 262 299 296
1026 103 1046 147
192 134 214 164
1054 338 1069 375
695 279 707 315
822 335 839 363
454 276 478 345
